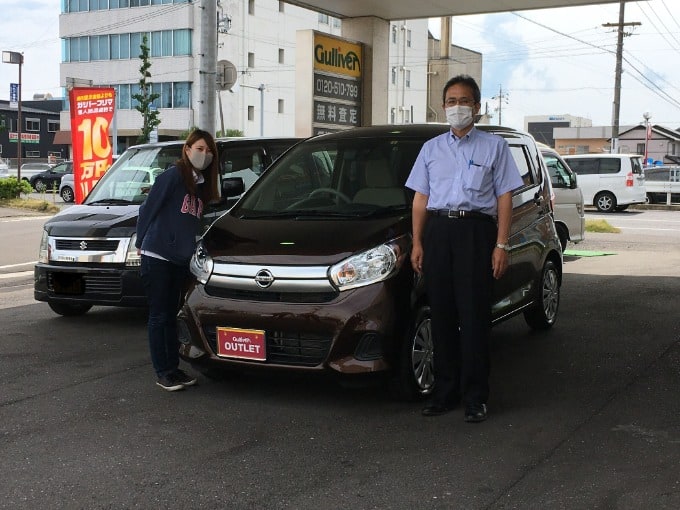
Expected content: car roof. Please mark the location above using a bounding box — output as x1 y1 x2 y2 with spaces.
307 123 532 141
123 137 303 151
563 153 643 158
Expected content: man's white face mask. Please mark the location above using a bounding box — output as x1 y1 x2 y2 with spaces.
445 105 474 130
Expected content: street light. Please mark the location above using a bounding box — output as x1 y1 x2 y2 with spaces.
643 111 651 166
2 50 23 183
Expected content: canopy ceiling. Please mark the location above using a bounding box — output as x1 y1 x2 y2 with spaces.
284 0 637 21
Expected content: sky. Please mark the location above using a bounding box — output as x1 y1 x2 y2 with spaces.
1 0 679 133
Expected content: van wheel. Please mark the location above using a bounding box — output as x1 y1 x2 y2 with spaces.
48 302 92 316
523 260 560 330
594 191 616 212
646 193 654 204
60 186 74 203
555 223 568 252
391 305 435 401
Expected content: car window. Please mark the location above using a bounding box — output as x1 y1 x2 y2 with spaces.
644 168 670 182
508 144 535 187
85 145 181 204
543 153 573 188
600 159 620 174
630 157 643 174
565 158 598 175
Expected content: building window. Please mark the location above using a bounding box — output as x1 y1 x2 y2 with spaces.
406 29 412 48
48 120 60 132
248 0 254 15
576 145 589 154
278 99 284 114
405 69 411 88
392 25 397 44
636 143 645 155
391 67 396 85
390 108 396 124
26 151 41 158
248 106 255 121
26 118 40 132
248 52 255 68
333 17 340 28
318 13 328 24
278 1 284 12
278 48 284 64
404 109 410 123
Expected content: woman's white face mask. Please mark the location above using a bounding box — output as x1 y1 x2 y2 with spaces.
187 146 213 171
445 105 474 130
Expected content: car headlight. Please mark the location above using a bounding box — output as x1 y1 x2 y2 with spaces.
38 229 49 263
329 239 405 291
125 233 141 267
190 241 213 284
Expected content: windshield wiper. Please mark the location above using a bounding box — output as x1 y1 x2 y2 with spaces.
85 198 134 205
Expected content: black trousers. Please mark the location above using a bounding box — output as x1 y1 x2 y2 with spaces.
423 215 496 406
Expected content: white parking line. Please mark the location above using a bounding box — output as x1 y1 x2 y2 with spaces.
0 270 33 279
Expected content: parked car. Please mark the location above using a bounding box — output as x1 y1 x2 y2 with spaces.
561 153 646 212
58 173 75 202
538 144 585 251
177 124 563 400
0 160 9 177
35 137 302 316
643 165 680 204
29 161 73 192
12 162 54 182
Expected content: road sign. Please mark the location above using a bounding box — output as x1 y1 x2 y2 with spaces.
216 60 238 91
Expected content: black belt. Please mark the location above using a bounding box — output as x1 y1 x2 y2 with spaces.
428 209 495 221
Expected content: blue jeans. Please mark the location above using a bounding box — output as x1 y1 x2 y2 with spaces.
140 255 189 378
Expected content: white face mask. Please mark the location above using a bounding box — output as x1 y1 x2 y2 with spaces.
445 105 474 130
187 148 213 171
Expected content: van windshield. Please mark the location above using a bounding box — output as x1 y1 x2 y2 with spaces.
85 145 182 204
233 137 422 218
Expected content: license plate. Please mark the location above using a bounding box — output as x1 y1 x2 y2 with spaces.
216 327 266 361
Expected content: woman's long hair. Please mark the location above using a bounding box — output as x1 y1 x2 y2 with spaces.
176 128 220 204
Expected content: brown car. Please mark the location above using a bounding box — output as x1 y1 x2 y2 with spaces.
178 124 562 400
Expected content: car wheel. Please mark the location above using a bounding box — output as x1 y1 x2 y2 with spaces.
523 260 560 330
34 179 46 192
48 302 92 316
60 185 74 203
646 193 655 204
555 223 568 252
594 191 617 212
391 305 435 401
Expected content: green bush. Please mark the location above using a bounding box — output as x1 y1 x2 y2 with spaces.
0 177 33 199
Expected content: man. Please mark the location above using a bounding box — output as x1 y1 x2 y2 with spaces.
405 75 523 422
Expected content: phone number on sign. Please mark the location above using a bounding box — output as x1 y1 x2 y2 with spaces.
314 76 360 101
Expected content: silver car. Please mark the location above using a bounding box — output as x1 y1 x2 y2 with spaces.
539 144 585 251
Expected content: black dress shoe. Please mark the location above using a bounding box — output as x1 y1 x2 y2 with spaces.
464 403 488 423
422 404 454 416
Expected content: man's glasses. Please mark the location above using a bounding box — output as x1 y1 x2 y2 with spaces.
444 98 475 107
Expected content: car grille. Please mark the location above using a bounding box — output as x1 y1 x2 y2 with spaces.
204 327 332 366
204 286 338 303
47 273 122 295
55 239 120 251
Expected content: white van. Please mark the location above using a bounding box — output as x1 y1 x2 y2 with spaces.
562 154 646 212
538 145 585 251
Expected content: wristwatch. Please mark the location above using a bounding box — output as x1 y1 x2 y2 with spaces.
495 243 510 251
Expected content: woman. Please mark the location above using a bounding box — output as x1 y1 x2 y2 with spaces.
136 128 220 391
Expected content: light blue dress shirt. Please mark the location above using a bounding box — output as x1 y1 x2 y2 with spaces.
405 128 524 216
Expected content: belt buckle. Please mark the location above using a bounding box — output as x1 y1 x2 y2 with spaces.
447 209 458 218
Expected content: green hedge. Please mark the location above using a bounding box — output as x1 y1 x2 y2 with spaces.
0 177 33 199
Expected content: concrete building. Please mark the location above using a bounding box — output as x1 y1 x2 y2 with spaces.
554 125 633 155
525 114 591 148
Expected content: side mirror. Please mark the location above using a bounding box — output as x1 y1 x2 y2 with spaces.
221 177 245 197
571 173 577 189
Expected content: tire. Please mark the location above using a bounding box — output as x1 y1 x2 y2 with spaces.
594 191 617 213
523 260 560 330
391 305 435 401
555 223 568 252
48 302 92 316
60 185 74 203
33 179 46 192
646 194 654 204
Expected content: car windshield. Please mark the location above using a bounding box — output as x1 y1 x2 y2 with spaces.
233 137 422 218
85 145 182 204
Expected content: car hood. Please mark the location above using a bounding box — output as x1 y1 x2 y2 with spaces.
44 204 139 237
205 212 411 265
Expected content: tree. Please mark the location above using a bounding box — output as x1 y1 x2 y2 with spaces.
132 35 161 144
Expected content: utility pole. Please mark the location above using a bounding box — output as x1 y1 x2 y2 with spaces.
198 0 217 134
603 1 640 153
491 85 508 125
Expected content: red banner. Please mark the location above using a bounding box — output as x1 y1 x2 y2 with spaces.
68 87 116 203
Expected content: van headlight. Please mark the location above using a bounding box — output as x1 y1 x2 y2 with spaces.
125 233 141 267
329 239 406 291
190 241 213 284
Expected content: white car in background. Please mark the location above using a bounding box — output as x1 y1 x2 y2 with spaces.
58 173 75 202
562 153 646 213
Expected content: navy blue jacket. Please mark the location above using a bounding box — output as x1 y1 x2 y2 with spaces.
135 165 203 265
